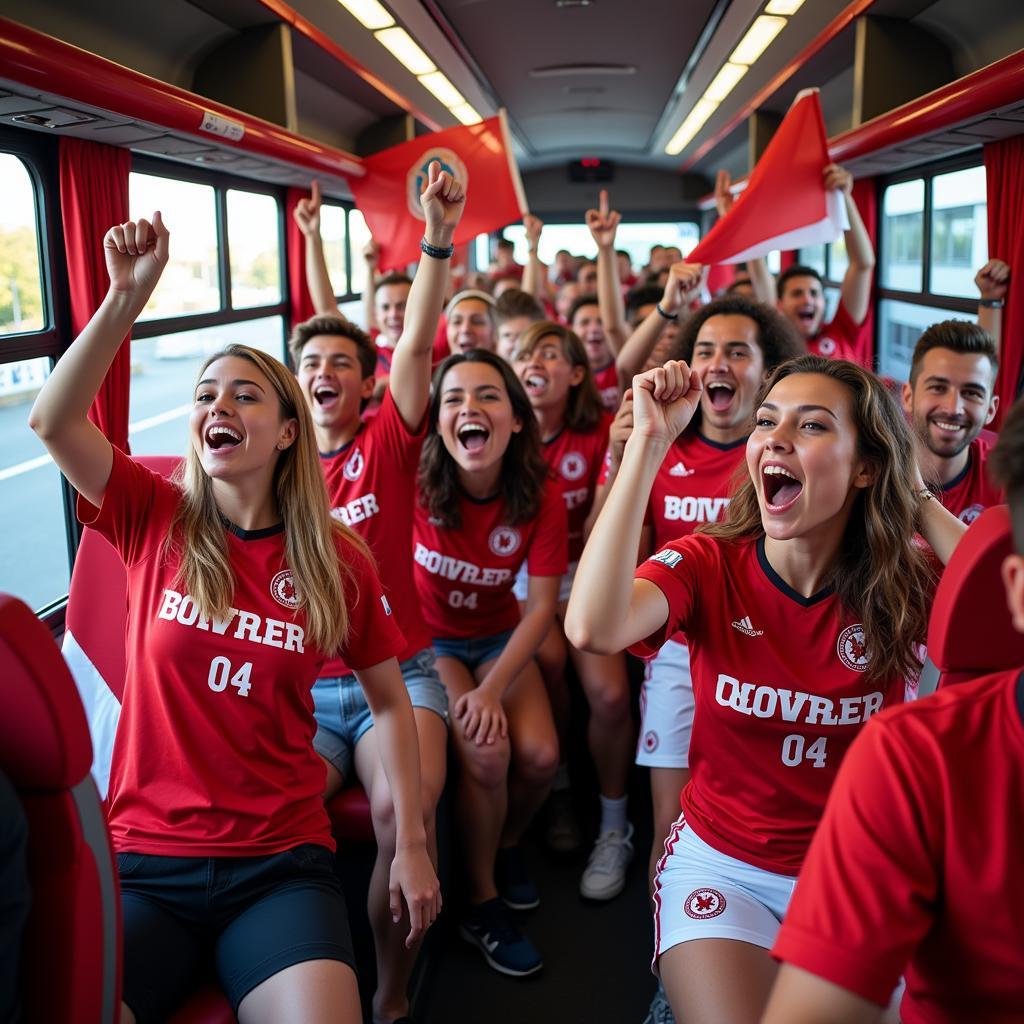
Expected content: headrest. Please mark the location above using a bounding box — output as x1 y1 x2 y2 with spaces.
0 593 91 788
928 506 1024 676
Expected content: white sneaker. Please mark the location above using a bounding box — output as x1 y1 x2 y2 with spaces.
580 823 634 900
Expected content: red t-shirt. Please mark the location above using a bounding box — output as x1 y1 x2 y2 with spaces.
936 435 1004 525
631 533 906 874
592 362 620 412
319 389 431 673
80 449 404 856
374 341 394 379
773 668 1024 1021
431 317 450 369
413 479 567 639
542 415 611 562
808 300 862 364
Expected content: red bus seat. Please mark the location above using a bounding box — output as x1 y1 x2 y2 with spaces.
927 505 1024 686
0 593 120 1023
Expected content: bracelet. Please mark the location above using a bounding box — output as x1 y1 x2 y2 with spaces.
917 487 935 503
979 298 1004 308
421 237 455 259
656 303 679 321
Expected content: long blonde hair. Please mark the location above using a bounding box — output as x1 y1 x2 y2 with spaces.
163 343 367 654
704 356 934 686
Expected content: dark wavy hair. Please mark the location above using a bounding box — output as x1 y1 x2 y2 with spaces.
513 320 604 433
704 356 935 687
418 350 550 530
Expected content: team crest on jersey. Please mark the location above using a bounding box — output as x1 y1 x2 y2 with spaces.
684 887 726 920
642 730 659 753
343 448 365 482
817 336 837 356
270 570 299 609
559 451 586 481
837 624 870 672
407 149 469 221
489 526 521 557
650 548 684 568
959 503 984 525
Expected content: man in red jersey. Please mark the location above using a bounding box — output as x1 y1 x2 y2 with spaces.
292 161 465 1024
764 395 1024 1024
774 164 874 363
902 319 1003 523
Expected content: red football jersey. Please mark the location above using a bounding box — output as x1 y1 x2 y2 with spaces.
542 415 611 561
319 389 431 673
80 449 405 856
631 533 907 875
808 300 862 364
413 478 567 638
936 435 1004 524
591 361 620 412
773 669 1024 1022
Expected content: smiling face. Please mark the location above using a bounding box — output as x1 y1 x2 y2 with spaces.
690 314 766 444
497 315 536 362
570 301 610 370
747 372 871 542
295 334 373 439
447 298 496 355
437 360 521 483
190 355 297 482
778 274 826 339
375 281 410 346
903 347 998 460
513 334 585 413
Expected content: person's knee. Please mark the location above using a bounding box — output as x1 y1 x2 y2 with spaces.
587 676 630 724
515 738 559 785
460 738 510 789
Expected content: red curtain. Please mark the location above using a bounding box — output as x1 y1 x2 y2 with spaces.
984 136 1024 428
59 138 132 452
285 188 316 329
849 176 877 369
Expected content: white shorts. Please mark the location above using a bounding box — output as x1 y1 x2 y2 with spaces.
512 560 578 604
652 815 797 964
636 639 695 768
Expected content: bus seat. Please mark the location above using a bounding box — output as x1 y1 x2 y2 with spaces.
61 454 375 837
0 592 120 1024
927 505 1024 686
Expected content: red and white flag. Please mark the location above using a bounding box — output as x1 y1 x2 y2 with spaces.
689 91 847 266
347 111 527 271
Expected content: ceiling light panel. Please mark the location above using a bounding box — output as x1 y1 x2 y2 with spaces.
765 0 806 14
730 15 787 65
374 27 436 75
704 62 748 103
335 0 395 31
665 98 719 155
450 103 482 125
418 71 466 108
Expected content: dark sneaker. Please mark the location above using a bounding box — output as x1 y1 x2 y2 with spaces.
459 898 543 977
496 845 540 909
543 788 582 855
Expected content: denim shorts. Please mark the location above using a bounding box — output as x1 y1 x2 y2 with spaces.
118 844 353 1020
312 646 449 780
432 629 514 672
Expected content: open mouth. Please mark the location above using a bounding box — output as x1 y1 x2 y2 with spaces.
930 417 965 434
796 309 817 328
457 423 490 452
458 338 480 353
705 381 735 413
206 424 243 451
762 463 803 510
314 385 339 407
523 372 548 396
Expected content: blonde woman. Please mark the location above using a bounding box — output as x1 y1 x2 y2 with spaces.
29 213 439 1024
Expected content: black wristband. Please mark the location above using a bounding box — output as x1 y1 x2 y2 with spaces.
656 303 679 321
421 237 455 259
979 297 1004 308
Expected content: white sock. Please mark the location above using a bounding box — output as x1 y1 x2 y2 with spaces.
598 793 628 835
552 762 571 792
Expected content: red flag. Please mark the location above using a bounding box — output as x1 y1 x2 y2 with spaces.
689 91 847 266
347 112 527 271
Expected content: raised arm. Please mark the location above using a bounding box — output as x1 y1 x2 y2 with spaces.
614 262 703 382
293 181 342 318
716 170 775 304
762 966 882 1024
587 190 628 353
389 161 466 429
521 213 549 303
584 387 633 538
975 258 1009 342
565 361 702 654
362 238 381 332
827 164 875 326
29 214 170 508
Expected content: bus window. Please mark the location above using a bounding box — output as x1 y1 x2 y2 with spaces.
227 189 282 309
129 172 219 320
348 207 372 296
877 298 977 382
0 155 44 336
930 166 987 299
319 203 348 298
881 178 925 293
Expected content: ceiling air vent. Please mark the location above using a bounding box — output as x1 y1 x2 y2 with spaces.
530 65 636 78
